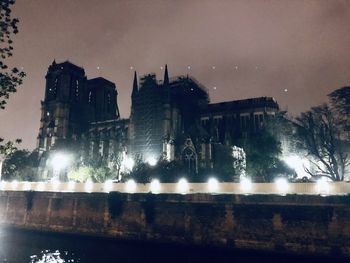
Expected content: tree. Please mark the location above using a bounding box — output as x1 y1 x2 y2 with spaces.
328 86 350 138
0 0 26 110
0 1 26 173
2 149 38 181
0 0 25 109
294 104 349 181
0 138 21 179
211 144 239 182
240 129 282 181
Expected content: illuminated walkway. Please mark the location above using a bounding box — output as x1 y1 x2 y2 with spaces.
0 180 349 196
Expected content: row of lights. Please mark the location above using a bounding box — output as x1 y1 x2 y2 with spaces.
0 177 331 195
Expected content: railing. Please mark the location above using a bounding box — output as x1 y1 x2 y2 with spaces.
0 181 349 196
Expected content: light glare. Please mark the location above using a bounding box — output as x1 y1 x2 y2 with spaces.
207 178 219 192
150 179 161 193
51 153 70 172
240 177 252 192
126 179 136 192
275 178 289 193
316 178 330 195
146 156 157 166
177 178 188 193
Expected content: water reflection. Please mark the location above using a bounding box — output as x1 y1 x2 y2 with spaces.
0 227 348 263
30 250 79 263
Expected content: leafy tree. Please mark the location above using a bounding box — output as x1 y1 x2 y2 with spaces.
240 129 282 181
67 166 93 183
109 151 124 180
2 149 38 181
0 0 26 110
68 165 114 183
0 138 21 179
0 1 26 171
293 104 349 181
328 86 350 137
211 144 238 182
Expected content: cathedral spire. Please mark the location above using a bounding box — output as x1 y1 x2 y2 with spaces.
163 64 169 86
132 71 138 97
52 59 56 65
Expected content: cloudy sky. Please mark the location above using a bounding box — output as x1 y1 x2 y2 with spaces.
1 0 350 150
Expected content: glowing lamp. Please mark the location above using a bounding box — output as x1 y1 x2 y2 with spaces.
51 153 70 172
51 179 60 190
240 177 252 192
177 178 189 193
126 179 136 192
207 177 219 192
275 178 289 194
316 178 330 196
150 179 161 193
146 156 157 166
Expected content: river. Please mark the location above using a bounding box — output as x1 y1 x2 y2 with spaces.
0 227 347 263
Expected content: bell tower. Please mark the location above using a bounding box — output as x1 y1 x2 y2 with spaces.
37 60 87 153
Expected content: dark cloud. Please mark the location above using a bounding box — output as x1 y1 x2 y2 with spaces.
1 0 350 149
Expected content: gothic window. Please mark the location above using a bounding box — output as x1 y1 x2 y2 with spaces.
107 93 111 112
53 78 58 96
74 79 79 100
47 78 58 100
181 139 197 174
88 91 92 103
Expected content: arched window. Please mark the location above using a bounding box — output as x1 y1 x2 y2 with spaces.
53 78 58 97
74 79 79 100
181 138 197 174
107 93 111 112
88 91 92 103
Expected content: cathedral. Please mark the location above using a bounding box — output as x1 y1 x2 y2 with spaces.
37 60 279 179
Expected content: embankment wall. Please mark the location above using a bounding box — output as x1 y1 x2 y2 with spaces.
1 191 350 257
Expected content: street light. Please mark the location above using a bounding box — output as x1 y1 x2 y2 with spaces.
207 177 219 192
146 156 157 166
240 177 252 192
177 178 189 193
50 152 70 181
150 179 161 193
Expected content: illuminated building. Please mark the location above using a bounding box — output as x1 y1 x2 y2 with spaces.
37 61 279 179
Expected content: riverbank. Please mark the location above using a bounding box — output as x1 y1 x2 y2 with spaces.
1 191 350 259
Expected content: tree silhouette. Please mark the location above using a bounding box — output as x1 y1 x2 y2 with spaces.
294 104 349 181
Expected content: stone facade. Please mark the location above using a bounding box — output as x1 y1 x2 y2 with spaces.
37 61 279 179
1 191 350 258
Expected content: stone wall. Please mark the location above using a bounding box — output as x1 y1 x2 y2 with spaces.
1 191 350 257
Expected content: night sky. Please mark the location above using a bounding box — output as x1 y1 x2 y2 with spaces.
1 0 350 150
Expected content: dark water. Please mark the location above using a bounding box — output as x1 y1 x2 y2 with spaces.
0 227 348 263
